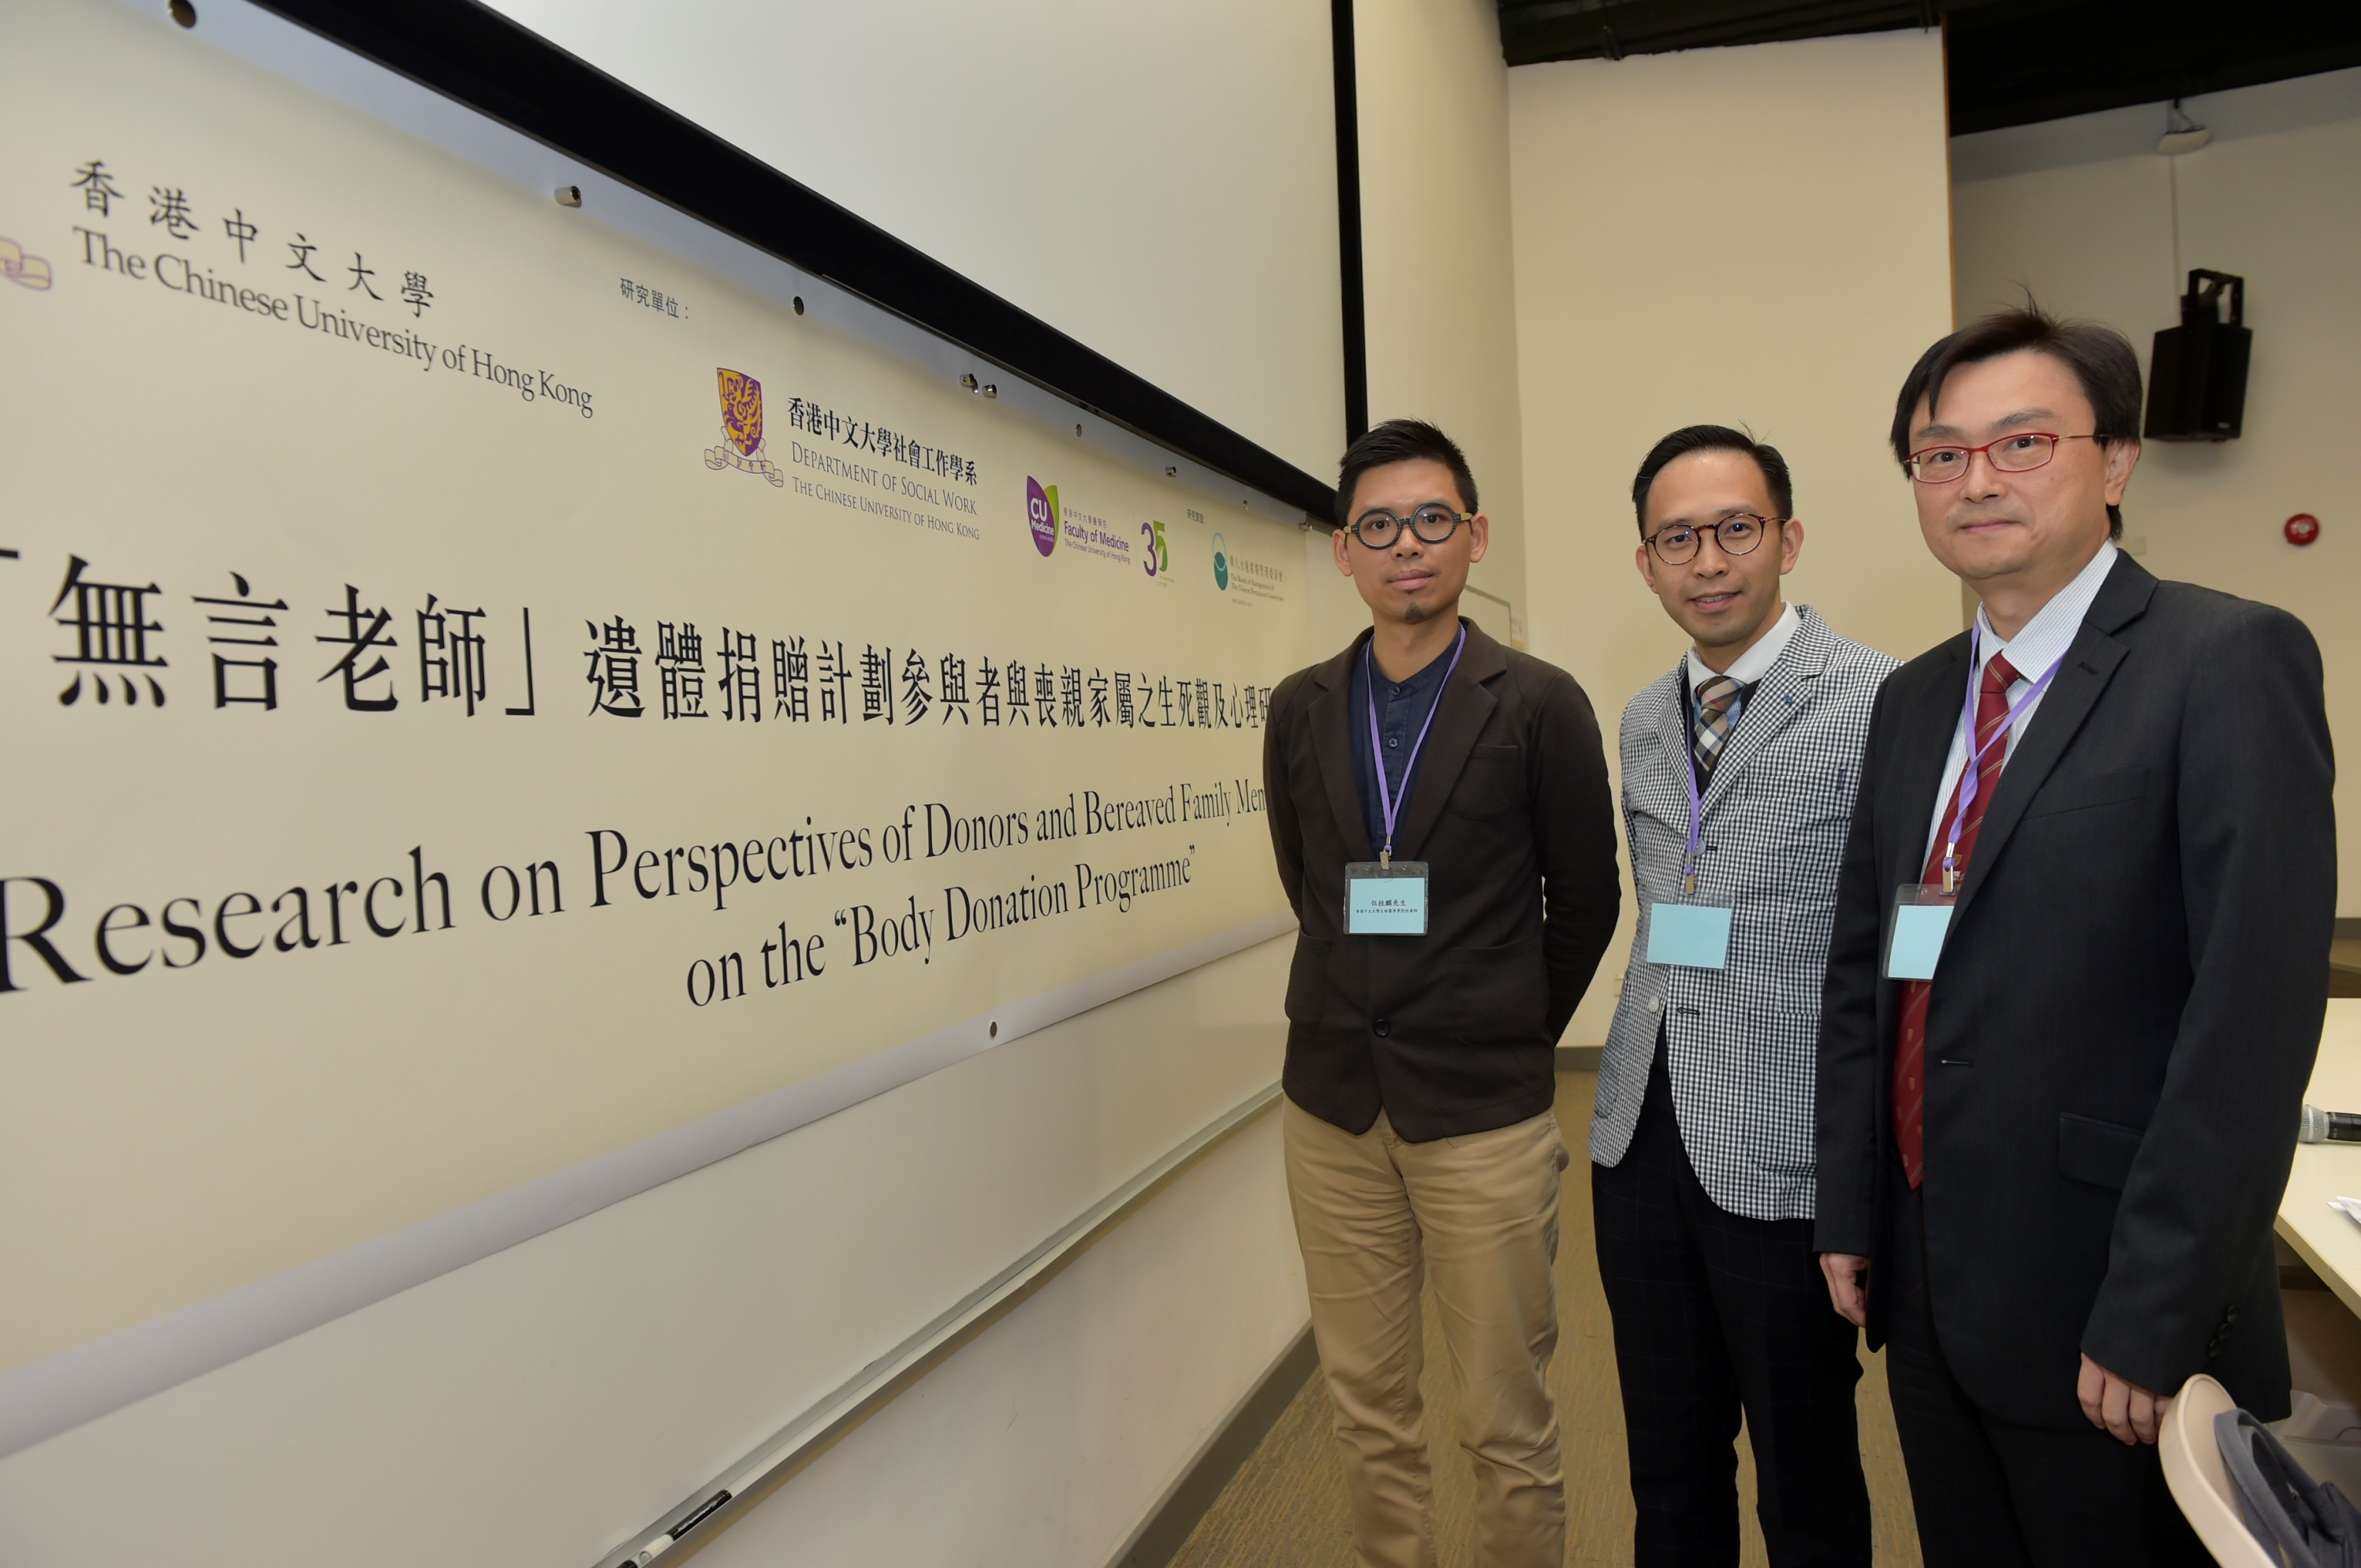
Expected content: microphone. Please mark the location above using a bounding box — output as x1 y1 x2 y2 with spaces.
2299 1105 2361 1144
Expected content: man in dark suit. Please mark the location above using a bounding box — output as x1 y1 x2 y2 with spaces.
1815 307 2335 1566
1265 419 1619 1568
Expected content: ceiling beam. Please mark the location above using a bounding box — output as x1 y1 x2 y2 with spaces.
1497 0 2361 134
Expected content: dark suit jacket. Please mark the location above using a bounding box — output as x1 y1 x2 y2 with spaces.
1815 553 2333 1428
1264 617 1621 1141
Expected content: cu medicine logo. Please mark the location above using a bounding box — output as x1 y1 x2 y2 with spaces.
1026 477 1059 557
1024 478 1144 569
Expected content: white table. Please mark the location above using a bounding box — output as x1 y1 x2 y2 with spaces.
2278 1000 2361 1317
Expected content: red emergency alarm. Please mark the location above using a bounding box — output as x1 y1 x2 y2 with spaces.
2286 513 2321 546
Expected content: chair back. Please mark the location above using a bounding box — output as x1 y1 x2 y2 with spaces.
2160 1373 2277 1567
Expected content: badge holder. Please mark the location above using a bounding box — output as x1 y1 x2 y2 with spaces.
1648 900 1730 968
1345 862 1429 936
1884 883 1955 981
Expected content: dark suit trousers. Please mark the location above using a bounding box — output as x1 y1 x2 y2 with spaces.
1881 1156 2208 1568
1593 1041 1871 1567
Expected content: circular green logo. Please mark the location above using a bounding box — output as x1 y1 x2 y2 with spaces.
1211 532 1229 590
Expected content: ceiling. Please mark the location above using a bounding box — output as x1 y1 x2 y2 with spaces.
1493 0 2361 134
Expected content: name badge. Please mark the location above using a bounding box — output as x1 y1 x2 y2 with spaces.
1345 861 1428 936
1885 884 1955 980
1646 902 1731 969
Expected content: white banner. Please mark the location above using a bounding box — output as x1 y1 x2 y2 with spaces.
0 0 1309 1383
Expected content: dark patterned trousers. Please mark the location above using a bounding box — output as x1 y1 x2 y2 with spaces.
1591 1038 1871 1567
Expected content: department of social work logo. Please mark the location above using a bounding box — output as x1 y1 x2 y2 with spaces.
1211 532 1230 590
703 367 784 486
1026 477 1059 557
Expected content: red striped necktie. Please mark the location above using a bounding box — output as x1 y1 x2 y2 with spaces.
1893 650 2022 1188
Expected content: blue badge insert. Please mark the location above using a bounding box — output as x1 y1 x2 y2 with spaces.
1647 902 1732 969
1345 862 1429 936
1653 692 1737 971
1885 884 1955 981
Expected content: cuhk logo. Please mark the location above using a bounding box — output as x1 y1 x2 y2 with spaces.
1211 532 1230 590
1026 478 1059 557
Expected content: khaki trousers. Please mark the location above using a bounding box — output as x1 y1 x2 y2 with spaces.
1283 1097 1571 1568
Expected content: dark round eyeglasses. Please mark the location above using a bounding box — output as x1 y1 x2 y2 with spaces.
1348 504 1471 549
1644 512 1782 565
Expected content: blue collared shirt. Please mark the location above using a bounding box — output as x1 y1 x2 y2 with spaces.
1349 635 1455 855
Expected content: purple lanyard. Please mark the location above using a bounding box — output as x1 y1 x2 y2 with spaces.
1364 624 1467 866
1939 624 2064 888
1677 681 1736 896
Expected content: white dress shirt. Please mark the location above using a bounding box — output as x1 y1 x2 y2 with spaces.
1921 542 2119 865
1685 600 1801 712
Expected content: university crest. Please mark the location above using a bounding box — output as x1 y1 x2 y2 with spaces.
1 236 54 290
703 367 785 486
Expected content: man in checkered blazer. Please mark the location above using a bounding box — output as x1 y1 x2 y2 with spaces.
1590 426 1897 1566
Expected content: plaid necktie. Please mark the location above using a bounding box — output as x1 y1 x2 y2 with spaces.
1691 675 1744 782
1893 651 2023 1188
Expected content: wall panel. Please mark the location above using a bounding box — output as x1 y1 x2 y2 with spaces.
1509 29 1960 1045
1951 70 2361 912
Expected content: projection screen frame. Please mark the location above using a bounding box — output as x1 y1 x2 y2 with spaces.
244 0 1345 523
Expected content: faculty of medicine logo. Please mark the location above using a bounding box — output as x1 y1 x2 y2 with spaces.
1211 532 1230 590
1026 477 1059 557
703 367 785 486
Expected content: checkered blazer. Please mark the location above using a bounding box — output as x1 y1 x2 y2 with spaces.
1589 605 1897 1220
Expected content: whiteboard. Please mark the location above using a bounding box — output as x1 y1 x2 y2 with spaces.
0 936 1301 1568
0 2 1320 1550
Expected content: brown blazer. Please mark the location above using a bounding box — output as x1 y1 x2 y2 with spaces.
1263 616 1621 1140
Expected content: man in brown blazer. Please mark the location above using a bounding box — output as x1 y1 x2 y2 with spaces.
1264 419 1621 1568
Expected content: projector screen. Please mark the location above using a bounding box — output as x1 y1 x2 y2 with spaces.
478 0 1349 482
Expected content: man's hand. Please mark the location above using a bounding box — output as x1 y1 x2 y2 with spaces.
1820 1253 1870 1327
2079 1354 2171 1445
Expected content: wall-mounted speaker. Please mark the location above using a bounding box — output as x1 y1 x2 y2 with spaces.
2145 270 2249 441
